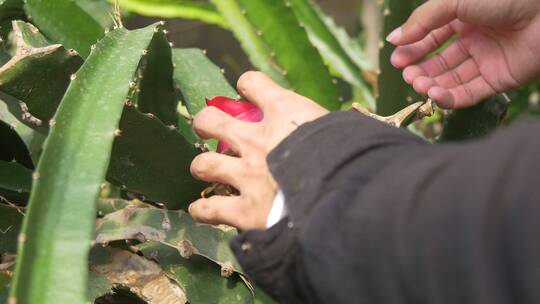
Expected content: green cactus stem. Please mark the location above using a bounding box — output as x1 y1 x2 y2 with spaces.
377 0 422 116
95 207 242 276
0 21 83 133
9 24 166 304
439 94 510 142
288 0 375 107
210 0 289 87
137 242 254 304
24 0 104 58
107 105 205 210
236 0 340 110
137 24 179 126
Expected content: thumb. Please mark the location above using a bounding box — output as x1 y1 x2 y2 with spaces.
387 0 458 45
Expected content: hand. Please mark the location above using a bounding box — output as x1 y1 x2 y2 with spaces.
388 0 540 109
188 72 329 230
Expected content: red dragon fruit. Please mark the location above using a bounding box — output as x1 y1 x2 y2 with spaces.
206 96 263 153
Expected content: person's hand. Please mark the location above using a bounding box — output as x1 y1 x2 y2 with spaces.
188 72 329 230
387 0 540 109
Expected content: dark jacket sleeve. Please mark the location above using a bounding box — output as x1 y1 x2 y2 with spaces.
230 112 540 304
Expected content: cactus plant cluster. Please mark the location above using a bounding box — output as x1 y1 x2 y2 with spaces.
0 0 539 303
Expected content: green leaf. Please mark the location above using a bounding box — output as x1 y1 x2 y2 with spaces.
0 267 15 304
115 0 228 28
0 120 32 171
107 106 205 210
439 94 509 142
24 0 104 58
138 242 254 304
137 27 178 126
0 0 24 38
75 0 115 28
96 207 242 275
87 270 113 302
0 0 23 20
377 0 423 115
237 0 340 110
173 48 237 115
288 0 375 107
210 0 289 87
0 101 36 149
0 161 31 193
0 203 23 254
10 24 161 304
172 48 239 151
0 22 204 210
0 21 84 132
504 82 540 123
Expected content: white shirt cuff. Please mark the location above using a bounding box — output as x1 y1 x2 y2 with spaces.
266 190 287 228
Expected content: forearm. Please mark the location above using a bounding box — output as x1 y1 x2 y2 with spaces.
232 112 540 304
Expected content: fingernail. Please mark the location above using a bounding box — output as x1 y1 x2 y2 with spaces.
188 203 194 214
386 27 402 44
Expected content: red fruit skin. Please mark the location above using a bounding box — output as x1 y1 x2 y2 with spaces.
206 96 263 153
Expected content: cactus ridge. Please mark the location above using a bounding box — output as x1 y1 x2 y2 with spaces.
237 0 340 110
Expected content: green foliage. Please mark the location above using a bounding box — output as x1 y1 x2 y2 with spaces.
116 0 228 28
0 1 538 303
75 0 115 28
96 206 242 274
0 21 84 132
210 0 289 87
172 47 240 150
0 21 206 210
288 0 375 107
0 0 23 21
439 95 509 142
24 0 104 58
10 24 164 304
377 0 423 115
0 0 23 38
237 0 340 110
0 120 32 170
505 82 540 123
107 106 205 210
0 203 23 254
137 28 178 126
138 242 254 304
173 48 237 116
0 271 11 304
0 161 31 193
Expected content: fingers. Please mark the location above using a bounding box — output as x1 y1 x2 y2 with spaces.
387 0 458 45
417 40 470 78
433 58 480 89
193 106 255 154
409 58 480 95
237 71 296 110
191 152 245 188
428 77 496 109
189 196 245 228
391 24 455 68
